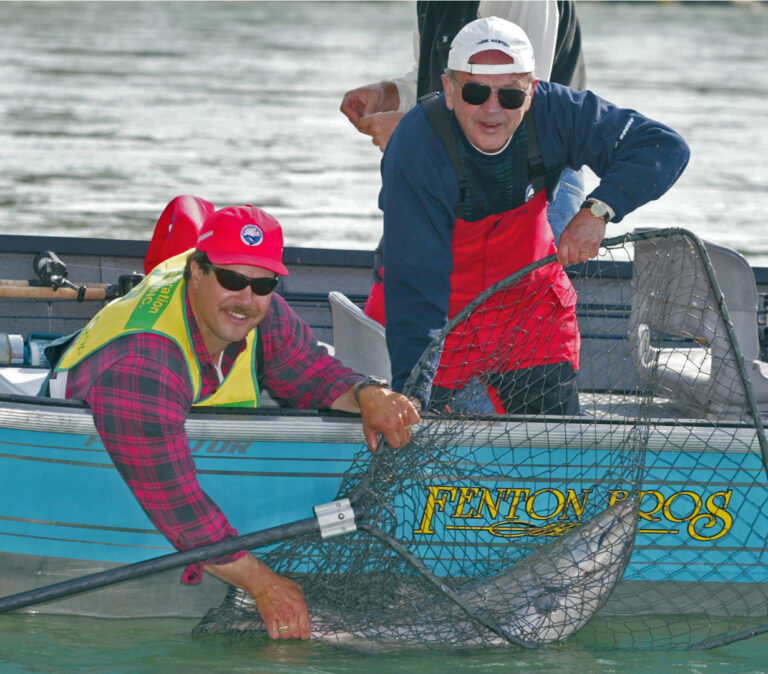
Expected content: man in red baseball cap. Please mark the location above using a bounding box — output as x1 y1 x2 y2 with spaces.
185 205 291 359
49 204 420 641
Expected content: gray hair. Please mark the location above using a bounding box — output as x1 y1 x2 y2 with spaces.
444 67 535 86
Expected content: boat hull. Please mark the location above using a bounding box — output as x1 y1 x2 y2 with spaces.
1 398 766 618
1 232 767 626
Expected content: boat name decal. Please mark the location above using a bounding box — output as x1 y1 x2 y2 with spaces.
190 439 250 454
413 485 734 542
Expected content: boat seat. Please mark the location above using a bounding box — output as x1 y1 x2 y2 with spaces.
0 367 48 397
629 232 768 417
328 291 391 381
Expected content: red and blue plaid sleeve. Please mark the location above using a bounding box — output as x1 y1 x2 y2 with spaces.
260 293 364 407
68 333 246 584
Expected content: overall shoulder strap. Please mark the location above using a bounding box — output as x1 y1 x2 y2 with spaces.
524 108 555 200
419 93 466 219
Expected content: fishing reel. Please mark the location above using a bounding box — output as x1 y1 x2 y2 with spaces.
32 251 145 302
33 251 87 302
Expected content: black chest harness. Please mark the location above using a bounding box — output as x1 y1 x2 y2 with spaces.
418 93 552 220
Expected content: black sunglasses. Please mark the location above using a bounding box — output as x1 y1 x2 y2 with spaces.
206 264 278 296
458 81 528 110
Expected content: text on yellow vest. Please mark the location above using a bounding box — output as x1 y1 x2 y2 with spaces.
54 250 261 408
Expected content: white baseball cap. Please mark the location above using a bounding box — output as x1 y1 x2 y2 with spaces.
447 16 535 75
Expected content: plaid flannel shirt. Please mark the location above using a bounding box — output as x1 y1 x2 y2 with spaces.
65 291 363 583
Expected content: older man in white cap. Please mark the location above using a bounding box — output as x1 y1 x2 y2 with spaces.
343 2 589 326
380 16 689 415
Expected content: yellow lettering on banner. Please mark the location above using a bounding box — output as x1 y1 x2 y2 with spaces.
526 488 565 521
503 489 530 519
413 486 458 535
562 489 592 520
453 487 482 518
475 488 514 520
689 490 733 541
609 489 631 506
663 490 702 524
412 484 736 541
639 490 665 522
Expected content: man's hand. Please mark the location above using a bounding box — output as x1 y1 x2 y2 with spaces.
355 111 405 152
341 81 400 126
556 209 608 267
341 84 387 124
357 385 421 450
204 553 311 640
330 382 421 450
250 568 311 641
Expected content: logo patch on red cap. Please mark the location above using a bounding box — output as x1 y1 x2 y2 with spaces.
240 224 264 247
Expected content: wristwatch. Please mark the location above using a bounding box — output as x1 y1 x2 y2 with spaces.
354 375 390 405
580 198 613 223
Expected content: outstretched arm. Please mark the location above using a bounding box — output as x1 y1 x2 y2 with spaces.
340 81 401 124
557 208 607 267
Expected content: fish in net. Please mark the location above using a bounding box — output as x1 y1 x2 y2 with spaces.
193 228 768 652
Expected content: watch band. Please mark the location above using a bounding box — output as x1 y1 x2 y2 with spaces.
354 376 390 405
580 198 613 224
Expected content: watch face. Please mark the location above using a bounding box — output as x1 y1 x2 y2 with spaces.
591 202 609 218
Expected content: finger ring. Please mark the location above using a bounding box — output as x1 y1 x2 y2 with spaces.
278 625 289 633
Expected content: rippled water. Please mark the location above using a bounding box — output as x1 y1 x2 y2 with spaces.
2 2 768 672
2 1 768 262
1 614 768 674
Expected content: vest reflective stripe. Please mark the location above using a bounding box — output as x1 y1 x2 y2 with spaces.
53 249 260 408
434 190 580 389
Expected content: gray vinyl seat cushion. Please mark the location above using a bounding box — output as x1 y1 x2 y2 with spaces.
629 231 768 418
328 291 391 382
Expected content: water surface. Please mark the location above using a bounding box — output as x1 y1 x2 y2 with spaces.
2 1 767 262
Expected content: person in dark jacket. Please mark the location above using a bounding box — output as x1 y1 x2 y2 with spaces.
380 16 690 413
341 1 588 324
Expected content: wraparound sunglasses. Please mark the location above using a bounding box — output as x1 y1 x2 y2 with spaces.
458 81 529 110
206 264 278 296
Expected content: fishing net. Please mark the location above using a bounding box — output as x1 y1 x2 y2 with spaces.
194 228 768 652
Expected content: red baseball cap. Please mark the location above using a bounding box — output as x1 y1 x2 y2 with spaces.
195 205 289 276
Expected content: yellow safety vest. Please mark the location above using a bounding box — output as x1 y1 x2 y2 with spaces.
54 250 260 408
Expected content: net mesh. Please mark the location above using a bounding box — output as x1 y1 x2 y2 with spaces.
194 229 768 652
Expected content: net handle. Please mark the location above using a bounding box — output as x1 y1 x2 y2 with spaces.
0 501 364 614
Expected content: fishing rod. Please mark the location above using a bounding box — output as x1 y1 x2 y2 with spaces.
0 251 144 301
32 250 88 300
